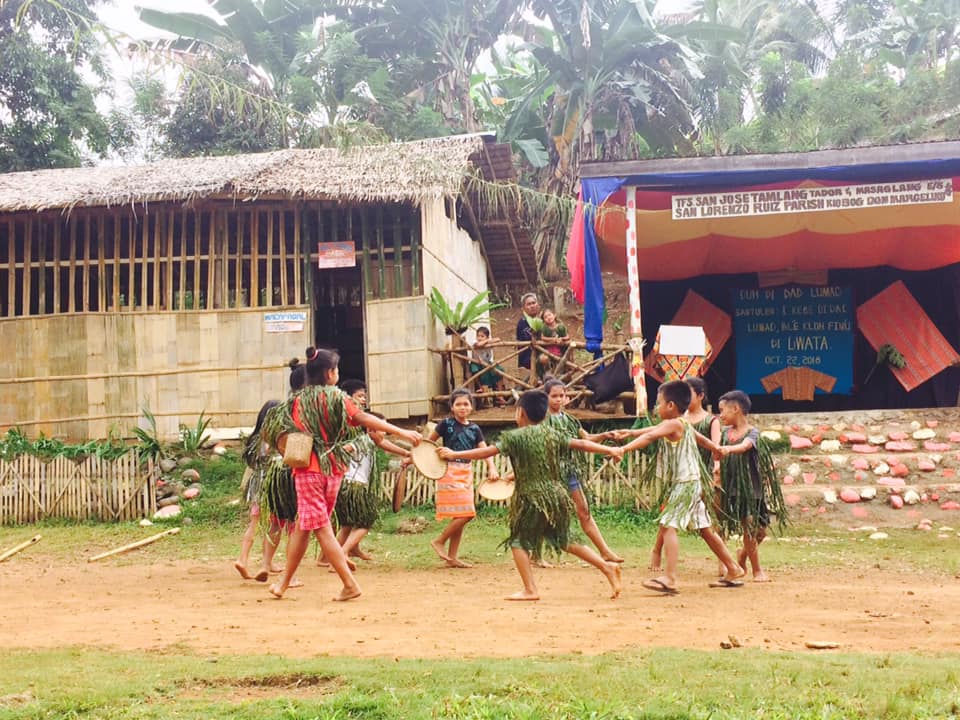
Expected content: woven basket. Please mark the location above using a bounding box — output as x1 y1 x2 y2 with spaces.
281 432 313 469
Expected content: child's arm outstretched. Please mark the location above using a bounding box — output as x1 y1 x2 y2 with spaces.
478 441 500 480
355 411 422 447
621 418 682 453
718 430 756 457
370 430 413 461
570 437 624 461
692 429 721 457
437 445 500 462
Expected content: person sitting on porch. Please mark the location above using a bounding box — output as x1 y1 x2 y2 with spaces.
469 326 507 407
536 308 569 372
515 292 542 379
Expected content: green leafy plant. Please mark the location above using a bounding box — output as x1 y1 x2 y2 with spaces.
0 428 31 461
864 343 906 384
178 411 212 454
427 288 504 335
132 405 165 461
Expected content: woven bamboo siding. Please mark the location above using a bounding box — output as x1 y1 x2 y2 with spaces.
418 197 490 406
0 308 308 441
0 454 155 525
379 452 658 509
365 297 432 418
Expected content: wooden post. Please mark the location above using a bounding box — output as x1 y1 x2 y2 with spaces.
624 185 647 416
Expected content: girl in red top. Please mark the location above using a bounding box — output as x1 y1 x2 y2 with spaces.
265 347 421 601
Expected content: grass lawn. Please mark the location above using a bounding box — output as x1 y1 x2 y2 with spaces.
2 454 959 719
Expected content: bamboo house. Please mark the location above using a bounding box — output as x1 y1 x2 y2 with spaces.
0 134 537 440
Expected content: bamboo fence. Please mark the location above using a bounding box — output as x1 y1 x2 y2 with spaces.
379 451 660 510
0 453 155 525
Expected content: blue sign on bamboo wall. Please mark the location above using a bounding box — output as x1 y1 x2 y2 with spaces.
734 286 854 395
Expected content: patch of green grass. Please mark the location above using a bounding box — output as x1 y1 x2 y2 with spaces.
1 647 959 719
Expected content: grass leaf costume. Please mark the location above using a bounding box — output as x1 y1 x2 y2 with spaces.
261 385 356 475
718 428 787 536
336 433 384 529
641 419 716 531
495 425 579 558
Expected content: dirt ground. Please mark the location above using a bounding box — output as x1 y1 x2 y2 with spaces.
1 555 956 658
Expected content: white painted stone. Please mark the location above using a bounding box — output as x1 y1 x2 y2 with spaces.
820 439 841 452
788 462 802 478
903 489 921 505
859 486 877 500
868 434 887 445
912 428 936 440
823 489 838 504
761 430 782 442
829 454 848 467
873 462 890 475
869 532 889 540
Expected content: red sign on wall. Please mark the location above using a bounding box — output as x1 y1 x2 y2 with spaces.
317 241 356 269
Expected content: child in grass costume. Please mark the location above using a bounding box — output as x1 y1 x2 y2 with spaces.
438 389 623 601
336 379 412 562
542 379 623 564
234 400 284 582
717 390 786 583
617 381 744 595
261 347 421 601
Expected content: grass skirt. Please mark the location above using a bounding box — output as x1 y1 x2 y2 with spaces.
260 459 297 523
504 483 575 558
336 480 379 529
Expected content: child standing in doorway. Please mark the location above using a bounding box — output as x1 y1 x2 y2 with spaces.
543 379 623 564
261 347 421 600
427 388 499 568
717 390 786 582
438 389 623 601
617 380 744 594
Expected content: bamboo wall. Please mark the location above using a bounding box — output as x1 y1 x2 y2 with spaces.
0 307 307 441
418 197 490 406
0 453 154 525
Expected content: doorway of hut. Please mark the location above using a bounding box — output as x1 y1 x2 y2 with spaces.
311 266 366 382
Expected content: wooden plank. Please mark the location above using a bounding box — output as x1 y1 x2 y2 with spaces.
249 210 258 307
23 218 32 315
52 221 61 314
375 205 385 297
97 216 106 311
278 208 288 305
81 216 90 312
292 206 301 305
5 221 12 316
140 214 148 310
410 209 421 296
360 207 373 300
164 210 174 311
36 219 47 315
112 215 121 311
178 210 187 311
192 210 201 310
68 219 77 313
393 208 403 297
235 211 244 307
205 210 215 310
265 209 274 306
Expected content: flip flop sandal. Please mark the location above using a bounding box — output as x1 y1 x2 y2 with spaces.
709 578 745 588
642 578 678 595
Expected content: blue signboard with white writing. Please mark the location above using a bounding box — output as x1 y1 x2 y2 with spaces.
734 286 854 395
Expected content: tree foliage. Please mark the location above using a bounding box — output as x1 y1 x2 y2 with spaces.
0 0 123 171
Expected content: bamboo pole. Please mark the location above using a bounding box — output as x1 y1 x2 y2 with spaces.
98 216 106 312
6 219 14 315
278 209 288 305
53 220 61 313
293 205 302 305
113 215 121 311
24 218 32 314
87 527 180 562
0 535 41 562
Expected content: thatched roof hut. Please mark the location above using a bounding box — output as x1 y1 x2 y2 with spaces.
0 134 537 440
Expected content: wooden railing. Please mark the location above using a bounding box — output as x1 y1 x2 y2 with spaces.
431 338 635 413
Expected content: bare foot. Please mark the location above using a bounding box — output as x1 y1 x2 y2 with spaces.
268 583 284 599
351 548 374 561
648 562 662 572
723 565 746 584
254 569 269 583
752 571 772 583
233 562 251 580
534 558 553 568
445 558 473 569
505 590 540 601
333 585 362 602
316 558 330 567
430 539 451 563
269 564 284 574
603 561 622 599
289 577 304 588
604 553 625 563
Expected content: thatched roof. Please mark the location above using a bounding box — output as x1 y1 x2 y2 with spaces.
0 133 540 290
0 134 493 212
